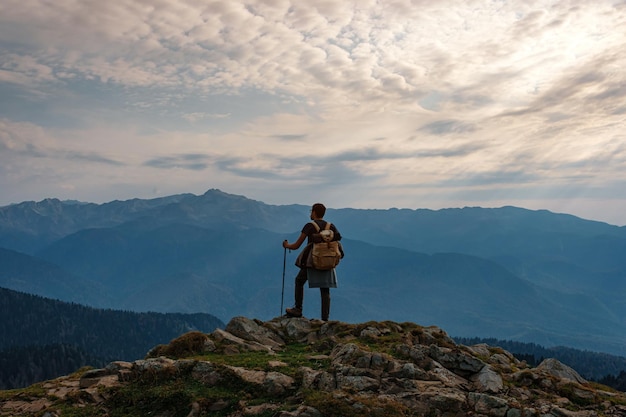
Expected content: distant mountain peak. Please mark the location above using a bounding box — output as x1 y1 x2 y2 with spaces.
200 188 257 202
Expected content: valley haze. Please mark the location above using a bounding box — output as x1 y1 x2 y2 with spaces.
1 189 625 359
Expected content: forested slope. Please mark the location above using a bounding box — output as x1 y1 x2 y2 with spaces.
0 287 224 389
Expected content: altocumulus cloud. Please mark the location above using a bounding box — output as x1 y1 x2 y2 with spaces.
0 0 625 224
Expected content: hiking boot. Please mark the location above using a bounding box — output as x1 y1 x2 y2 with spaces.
285 307 302 317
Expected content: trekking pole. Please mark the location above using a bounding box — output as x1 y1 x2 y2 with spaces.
280 246 287 316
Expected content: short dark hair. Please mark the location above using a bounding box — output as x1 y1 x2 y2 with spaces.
311 203 326 218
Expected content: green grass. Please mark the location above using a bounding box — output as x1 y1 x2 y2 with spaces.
53 404 108 417
106 379 196 417
0 383 47 401
194 342 331 377
196 350 275 369
303 389 416 417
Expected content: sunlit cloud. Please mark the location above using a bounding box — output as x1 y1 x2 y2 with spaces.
0 0 625 224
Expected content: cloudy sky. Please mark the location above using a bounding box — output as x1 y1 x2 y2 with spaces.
1 1 625 225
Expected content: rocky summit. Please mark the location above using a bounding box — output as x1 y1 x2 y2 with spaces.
1 317 625 417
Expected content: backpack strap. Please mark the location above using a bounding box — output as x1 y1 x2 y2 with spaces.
310 221 331 231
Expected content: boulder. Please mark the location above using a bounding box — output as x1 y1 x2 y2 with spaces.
471 364 504 393
429 344 486 376
212 328 274 353
225 316 285 350
536 358 587 384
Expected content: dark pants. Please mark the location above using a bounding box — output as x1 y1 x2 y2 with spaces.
294 268 331 320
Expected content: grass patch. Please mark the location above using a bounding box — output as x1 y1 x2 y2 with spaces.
303 390 415 417
557 382 597 407
104 377 240 417
195 343 331 378
53 404 108 417
280 343 331 370
106 379 189 415
199 350 275 370
149 331 211 359
0 383 47 401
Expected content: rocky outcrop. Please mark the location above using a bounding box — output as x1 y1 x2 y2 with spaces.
2 316 625 417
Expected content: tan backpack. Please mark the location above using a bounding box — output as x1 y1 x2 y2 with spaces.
310 221 341 270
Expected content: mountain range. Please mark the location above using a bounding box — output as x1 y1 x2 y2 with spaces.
1 189 625 356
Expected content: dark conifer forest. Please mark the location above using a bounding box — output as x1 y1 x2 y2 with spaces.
0 344 104 390
0 287 224 389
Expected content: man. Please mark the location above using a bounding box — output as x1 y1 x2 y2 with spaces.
282 203 342 321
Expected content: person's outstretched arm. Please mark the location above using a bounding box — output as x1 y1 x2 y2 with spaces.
283 232 306 250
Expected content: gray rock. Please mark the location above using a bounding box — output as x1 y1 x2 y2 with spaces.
468 392 509 417
472 364 504 393
430 360 471 389
419 389 467 413
419 326 456 346
360 326 382 338
191 361 221 386
226 366 295 395
336 374 380 391
277 406 323 417
225 316 285 349
549 407 598 417
212 328 273 353
536 358 587 384
429 344 486 376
